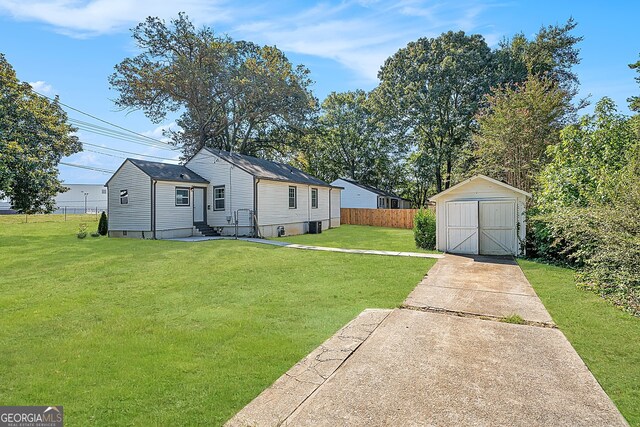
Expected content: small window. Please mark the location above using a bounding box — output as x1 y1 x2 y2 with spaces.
288 186 297 209
311 188 318 209
391 199 399 209
120 189 128 205
214 186 225 211
102 188 107 195
176 188 190 206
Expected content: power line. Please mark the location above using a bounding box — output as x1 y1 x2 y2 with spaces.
70 118 179 151
35 91 181 149
82 142 178 161
59 162 115 174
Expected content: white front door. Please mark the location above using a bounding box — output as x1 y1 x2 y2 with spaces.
193 188 205 223
446 201 479 254
479 200 516 255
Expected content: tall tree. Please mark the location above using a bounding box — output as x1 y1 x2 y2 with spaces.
375 31 495 193
474 75 571 192
0 54 81 213
629 56 640 112
109 13 316 159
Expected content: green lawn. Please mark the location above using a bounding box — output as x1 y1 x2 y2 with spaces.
519 260 640 426
274 224 438 253
0 215 435 426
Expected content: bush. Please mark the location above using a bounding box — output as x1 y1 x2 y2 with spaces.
414 208 436 250
77 223 87 239
98 211 108 236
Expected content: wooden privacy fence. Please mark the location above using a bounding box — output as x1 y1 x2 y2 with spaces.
340 207 433 229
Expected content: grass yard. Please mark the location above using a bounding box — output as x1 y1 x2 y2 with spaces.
519 260 640 426
0 215 435 426
274 224 438 253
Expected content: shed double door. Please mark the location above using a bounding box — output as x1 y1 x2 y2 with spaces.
446 200 516 255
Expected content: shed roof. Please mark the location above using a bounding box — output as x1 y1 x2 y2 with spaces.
429 175 532 201
108 159 209 185
203 148 337 188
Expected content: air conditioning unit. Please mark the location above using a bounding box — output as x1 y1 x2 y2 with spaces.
308 221 322 234
277 226 285 237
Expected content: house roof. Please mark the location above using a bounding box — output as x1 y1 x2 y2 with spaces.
203 148 337 188
337 178 406 199
126 159 209 184
429 174 532 201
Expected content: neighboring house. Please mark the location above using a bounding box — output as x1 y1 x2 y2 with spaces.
429 175 531 256
53 184 108 214
106 148 342 239
331 178 411 209
0 184 107 214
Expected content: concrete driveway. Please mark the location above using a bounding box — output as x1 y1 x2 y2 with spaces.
227 255 628 426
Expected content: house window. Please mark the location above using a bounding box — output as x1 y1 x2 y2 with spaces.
175 188 190 206
311 188 318 209
214 186 225 210
391 199 399 209
120 189 128 205
289 186 297 209
102 188 107 194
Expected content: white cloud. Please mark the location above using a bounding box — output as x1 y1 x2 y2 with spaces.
29 80 55 95
234 0 501 84
0 0 231 37
142 122 181 143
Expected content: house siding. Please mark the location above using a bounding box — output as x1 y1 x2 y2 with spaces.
332 178 377 208
186 150 254 235
107 161 151 234
330 188 341 227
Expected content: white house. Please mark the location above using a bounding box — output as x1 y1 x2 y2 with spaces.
53 184 108 214
429 175 531 256
106 148 342 239
0 184 107 214
331 178 411 209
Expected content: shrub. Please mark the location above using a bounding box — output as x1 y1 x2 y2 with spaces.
414 208 436 250
98 211 108 236
77 223 87 239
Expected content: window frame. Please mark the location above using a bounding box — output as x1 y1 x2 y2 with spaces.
175 187 190 207
120 189 129 205
311 188 318 209
213 186 225 211
288 186 297 209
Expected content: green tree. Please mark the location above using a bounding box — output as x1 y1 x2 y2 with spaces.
474 75 572 192
109 13 316 159
375 31 495 193
0 54 80 213
629 56 640 112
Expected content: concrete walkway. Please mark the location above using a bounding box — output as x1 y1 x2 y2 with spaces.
227 254 627 427
168 236 443 259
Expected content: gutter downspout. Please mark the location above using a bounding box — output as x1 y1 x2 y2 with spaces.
254 178 260 237
152 179 157 240
329 187 332 229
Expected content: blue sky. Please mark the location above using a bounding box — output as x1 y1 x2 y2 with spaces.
1 0 638 184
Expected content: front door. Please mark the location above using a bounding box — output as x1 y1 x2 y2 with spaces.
193 188 205 223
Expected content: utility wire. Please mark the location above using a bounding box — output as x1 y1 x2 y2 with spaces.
59 162 115 174
82 142 178 161
35 91 182 150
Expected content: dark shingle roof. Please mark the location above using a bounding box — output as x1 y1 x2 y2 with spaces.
128 159 209 184
204 148 335 187
340 178 405 199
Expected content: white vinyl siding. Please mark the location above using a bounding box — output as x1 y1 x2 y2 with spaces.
155 182 197 231
185 150 254 228
331 178 377 208
107 161 151 231
434 177 528 256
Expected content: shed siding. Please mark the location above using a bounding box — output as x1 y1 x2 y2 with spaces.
434 178 528 255
186 151 254 230
332 178 376 208
107 161 151 232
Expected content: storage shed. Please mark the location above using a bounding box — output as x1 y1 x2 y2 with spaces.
430 175 531 256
